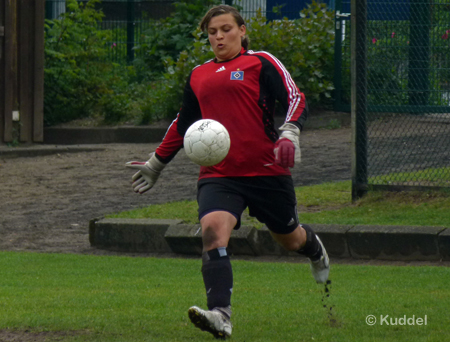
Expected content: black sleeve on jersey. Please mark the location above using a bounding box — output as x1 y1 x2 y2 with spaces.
289 99 309 132
176 73 202 137
251 56 280 142
258 56 308 131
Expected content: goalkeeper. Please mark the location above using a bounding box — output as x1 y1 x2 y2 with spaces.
126 4 329 339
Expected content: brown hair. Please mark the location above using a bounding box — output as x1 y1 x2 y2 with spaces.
199 5 249 50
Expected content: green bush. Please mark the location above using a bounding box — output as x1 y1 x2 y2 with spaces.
44 0 336 126
138 30 215 124
44 0 140 126
248 1 335 105
133 0 220 81
338 3 450 108
45 0 107 125
140 1 335 122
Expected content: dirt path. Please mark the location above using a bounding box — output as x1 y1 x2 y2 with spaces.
0 127 352 254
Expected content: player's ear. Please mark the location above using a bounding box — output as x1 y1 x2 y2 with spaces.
239 25 246 37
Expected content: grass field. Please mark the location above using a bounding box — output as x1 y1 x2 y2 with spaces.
3 181 449 340
107 181 450 228
0 252 449 341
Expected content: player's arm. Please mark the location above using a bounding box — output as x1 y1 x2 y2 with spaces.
155 74 202 164
125 73 201 194
260 54 308 168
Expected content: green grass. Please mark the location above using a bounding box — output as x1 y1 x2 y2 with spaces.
371 167 450 187
107 181 450 228
0 251 449 341
107 200 199 222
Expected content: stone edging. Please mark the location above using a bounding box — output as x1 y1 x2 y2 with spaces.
89 218 450 261
41 113 350 145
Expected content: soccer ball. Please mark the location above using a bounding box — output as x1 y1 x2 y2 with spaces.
184 119 230 166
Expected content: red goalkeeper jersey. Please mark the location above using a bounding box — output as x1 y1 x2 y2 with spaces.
155 48 308 179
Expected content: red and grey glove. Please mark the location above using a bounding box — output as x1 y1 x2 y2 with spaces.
274 123 301 168
125 152 166 194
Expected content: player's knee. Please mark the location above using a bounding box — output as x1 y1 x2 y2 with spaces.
271 226 305 251
202 226 221 250
201 220 229 251
200 212 235 251
281 239 303 251
272 235 303 251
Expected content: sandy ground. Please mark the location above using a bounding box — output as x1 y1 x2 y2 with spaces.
0 127 352 255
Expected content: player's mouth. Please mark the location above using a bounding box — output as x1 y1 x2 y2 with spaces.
217 43 224 49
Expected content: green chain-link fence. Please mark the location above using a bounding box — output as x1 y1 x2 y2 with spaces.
46 0 178 63
45 0 336 64
345 0 450 199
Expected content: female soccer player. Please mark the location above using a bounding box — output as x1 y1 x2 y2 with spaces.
126 5 329 339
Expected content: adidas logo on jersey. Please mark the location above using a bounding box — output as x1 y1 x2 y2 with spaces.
216 66 226 73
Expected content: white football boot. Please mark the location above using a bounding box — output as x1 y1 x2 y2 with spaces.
188 306 232 339
309 235 330 283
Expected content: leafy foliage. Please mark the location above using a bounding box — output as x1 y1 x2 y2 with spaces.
141 1 336 122
338 2 450 108
248 1 335 105
44 0 137 126
133 0 220 80
138 30 215 124
44 0 336 125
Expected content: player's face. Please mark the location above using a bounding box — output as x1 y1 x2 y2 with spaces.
207 13 246 62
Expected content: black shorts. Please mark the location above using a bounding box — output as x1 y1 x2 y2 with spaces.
197 176 299 235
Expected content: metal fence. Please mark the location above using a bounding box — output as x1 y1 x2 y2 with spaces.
349 0 450 199
46 0 178 63
45 0 337 63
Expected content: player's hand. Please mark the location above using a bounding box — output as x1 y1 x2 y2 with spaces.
274 123 301 168
125 152 166 194
274 138 295 168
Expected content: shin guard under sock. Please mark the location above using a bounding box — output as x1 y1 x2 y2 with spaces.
202 247 233 311
297 224 322 261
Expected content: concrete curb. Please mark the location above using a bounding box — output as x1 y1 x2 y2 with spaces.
40 113 350 145
0 145 105 158
89 218 180 253
43 126 170 145
89 218 450 261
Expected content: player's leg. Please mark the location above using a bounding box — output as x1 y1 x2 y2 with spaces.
270 224 329 283
245 176 329 283
200 211 236 313
268 223 305 251
188 211 235 339
189 179 245 339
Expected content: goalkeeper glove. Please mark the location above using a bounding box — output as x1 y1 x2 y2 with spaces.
274 123 301 168
125 152 166 194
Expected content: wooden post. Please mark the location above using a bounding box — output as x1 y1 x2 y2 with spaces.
19 0 33 142
0 0 4 142
1 0 15 143
0 0 44 144
34 0 45 142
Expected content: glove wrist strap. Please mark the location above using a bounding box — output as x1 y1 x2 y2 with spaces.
279 123 300 139
147 153 166 172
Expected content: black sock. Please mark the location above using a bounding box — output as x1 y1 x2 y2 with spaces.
297 224 322 261
202 247 233 311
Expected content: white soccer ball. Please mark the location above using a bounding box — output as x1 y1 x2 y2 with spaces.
184 119 230 166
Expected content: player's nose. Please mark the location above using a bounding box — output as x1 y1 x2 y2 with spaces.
216 30 224 39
